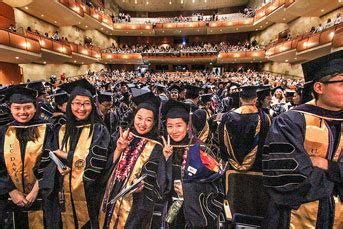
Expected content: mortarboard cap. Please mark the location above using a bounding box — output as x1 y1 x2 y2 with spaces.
59 79 96 97
98 91 114 103
26 80 46 96
200 94 213 104
285 90 295 97
185 85 202 99
2 85 38 104
132 91 161 115
168 84 182 93
257 86 271 98
302 51 343 83
240 85 258 99
162 100 190 123
50 92 69 105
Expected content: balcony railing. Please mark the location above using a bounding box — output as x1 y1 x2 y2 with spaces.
0 29 41 53
26 31 71 55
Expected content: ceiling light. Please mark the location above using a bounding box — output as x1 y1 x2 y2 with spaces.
41 14 44 17
24 6 29 10
74 60 77 63
283 18 286 20
54 21 57 24
169 1 172 4
135 0 138 3
146 1 149 5
321 9 324 12
85 25 88 28
181 0 184 3
43 61 47 64
192 0 195 3
285 59 288 62
101 28 104 30
15 57 19 59
81 62 84 64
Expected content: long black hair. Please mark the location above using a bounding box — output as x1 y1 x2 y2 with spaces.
61 94 103 150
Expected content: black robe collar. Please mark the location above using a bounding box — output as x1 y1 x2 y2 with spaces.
292 100 343 121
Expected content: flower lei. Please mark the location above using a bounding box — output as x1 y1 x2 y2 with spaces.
114 135 147 181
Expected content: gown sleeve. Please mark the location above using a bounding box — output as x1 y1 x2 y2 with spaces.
262 111 336 209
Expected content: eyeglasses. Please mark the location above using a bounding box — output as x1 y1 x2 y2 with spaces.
321 79 343 84
71 102 92 108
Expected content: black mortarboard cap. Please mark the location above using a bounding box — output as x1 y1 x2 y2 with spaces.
200 93 213 104
162 100 191 122
2 85 38 104
185 84 202 99
98 91 114 103
257 86 271 98
132 91 161 114
50 92 69 105
240 85 258 99
26 80 46 96
168 84 182 93
302 51 343 83
285 90 295 97
59 79 96 97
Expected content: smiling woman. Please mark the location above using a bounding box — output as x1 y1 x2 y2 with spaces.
0 85 56 228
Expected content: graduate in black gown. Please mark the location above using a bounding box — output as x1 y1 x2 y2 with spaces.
99 91 166 229
53 79 111 228
162 100 225 229
98 91 119 136
49 90 69 130
219 86 270 171
0 86 56 228
262 51 343 228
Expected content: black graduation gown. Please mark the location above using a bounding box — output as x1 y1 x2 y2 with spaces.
262 103 343 228
0 119 57 228
103 110 119 136
99 129 166 229
218 105 270 172
56 122 110 229
164 137 224 229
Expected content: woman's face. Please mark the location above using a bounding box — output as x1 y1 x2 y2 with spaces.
166 118 188 142
10 103 36 123
134 108 154 135
71 95 92 121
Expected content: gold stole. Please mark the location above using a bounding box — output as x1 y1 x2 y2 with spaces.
59 124 93 228
99 139 159 228
198 111 210 142
290 113 343 228
4 124 47 229
223 105 261 171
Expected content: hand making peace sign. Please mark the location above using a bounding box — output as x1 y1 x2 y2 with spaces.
116 127 131 152
162 135 173 160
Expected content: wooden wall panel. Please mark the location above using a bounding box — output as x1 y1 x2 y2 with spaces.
0 62 22 85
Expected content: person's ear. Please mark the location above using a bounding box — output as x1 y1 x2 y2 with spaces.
313 82 324 95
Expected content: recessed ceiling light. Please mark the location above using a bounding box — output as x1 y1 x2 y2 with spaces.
43 61 47 64
321 9 324 12
220 29 222 32
74 60 77 63
81 62 84 64
79 22 81 24
41 14 44 17
54 21 57 24
15 57 19 59
101 28 104 30
85 25 88 28
169 1 172 4
24 6 29 10
283 18 286 20
285 59 289 62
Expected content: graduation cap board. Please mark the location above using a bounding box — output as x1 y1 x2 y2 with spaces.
257 86 271 98
200 94 213 104
98 91 114 103
302 50 343 83
49 92 69 105
162 99 191 122
26 80 46 96
185 85 202 99
59 79 96 97
240 85 258 99
2 85 38 104
168 84 182 93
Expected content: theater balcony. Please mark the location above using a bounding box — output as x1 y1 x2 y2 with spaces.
26 31 72 63
68 43 101 65
154 22 207 36
142 52 217 64
266 23 343 63
217 50 267 64
100 53 143 65
113 23 154 36
16 0 114 35
0 29 41 64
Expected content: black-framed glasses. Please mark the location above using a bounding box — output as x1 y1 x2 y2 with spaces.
321 80 343 84
71 102 92 108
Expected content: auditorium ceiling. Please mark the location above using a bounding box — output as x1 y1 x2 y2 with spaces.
113 0 249 12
